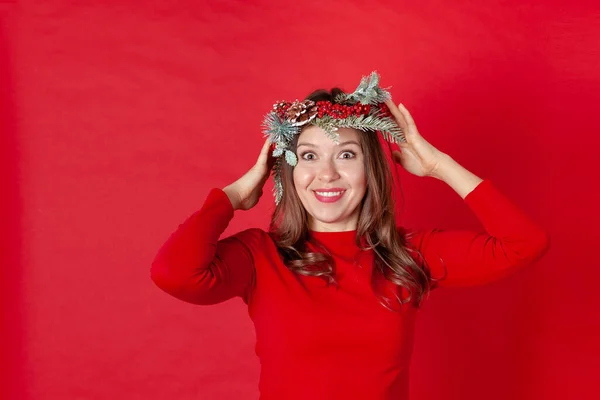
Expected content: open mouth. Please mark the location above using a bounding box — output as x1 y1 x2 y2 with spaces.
313 190 346 203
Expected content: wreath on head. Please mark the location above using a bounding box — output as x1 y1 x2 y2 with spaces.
262 71 405 204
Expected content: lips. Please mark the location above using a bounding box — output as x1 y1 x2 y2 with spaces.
313 189 346 203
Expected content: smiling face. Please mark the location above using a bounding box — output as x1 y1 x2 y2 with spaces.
292 125 367 232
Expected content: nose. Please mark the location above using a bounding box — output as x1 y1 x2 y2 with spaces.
317 159 340 182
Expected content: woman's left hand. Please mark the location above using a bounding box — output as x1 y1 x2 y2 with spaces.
385 100 447 177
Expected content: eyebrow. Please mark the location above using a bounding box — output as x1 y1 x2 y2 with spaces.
297 140 361 148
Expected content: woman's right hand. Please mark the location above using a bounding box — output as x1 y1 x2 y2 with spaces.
222 139 276 211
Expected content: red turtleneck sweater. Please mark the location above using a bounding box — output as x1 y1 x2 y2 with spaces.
150 179 550 399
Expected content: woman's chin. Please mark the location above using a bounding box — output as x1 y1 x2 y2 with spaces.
310 212 350 226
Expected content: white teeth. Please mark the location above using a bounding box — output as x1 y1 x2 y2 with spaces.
315 191 343 197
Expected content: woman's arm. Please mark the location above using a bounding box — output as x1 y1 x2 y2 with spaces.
428 153 483 199
151 139 275 304
150 188 258 305
405 177 551 288
384 100 550 286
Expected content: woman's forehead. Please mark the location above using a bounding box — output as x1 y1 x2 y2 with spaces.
297 126 361 147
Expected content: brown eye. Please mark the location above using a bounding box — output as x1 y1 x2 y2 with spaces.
301 152 316 160
340 151 356 159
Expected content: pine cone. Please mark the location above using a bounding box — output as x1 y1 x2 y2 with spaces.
285 100 318 126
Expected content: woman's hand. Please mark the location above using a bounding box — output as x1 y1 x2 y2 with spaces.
223 139 276 211
385 100 448 178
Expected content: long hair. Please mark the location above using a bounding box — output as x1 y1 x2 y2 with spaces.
268 87 434 309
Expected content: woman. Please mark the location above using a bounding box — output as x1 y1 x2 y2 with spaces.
150 72 550 399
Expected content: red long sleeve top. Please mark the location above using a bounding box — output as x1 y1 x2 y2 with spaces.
150 179 550 399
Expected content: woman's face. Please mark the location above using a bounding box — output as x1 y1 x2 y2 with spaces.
293 125 367 232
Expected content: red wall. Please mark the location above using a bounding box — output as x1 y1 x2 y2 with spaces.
2 1 599 399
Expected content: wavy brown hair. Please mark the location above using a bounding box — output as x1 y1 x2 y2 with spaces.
268 87 435 309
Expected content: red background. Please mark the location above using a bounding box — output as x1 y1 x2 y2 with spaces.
1 1 599 399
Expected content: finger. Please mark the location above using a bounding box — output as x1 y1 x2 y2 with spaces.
266 141 278 171
266 147 277 171
397 103 416 127
256 138 273 167
385 99 408 130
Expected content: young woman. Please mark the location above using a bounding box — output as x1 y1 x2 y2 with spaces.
150 72 550 399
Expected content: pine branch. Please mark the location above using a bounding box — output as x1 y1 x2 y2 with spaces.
313 116 341 143
272 157 284 205
262 111 299 146
336 71 393 105
333 113 405 144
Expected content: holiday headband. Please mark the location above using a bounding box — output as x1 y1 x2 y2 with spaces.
262 71 405 205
